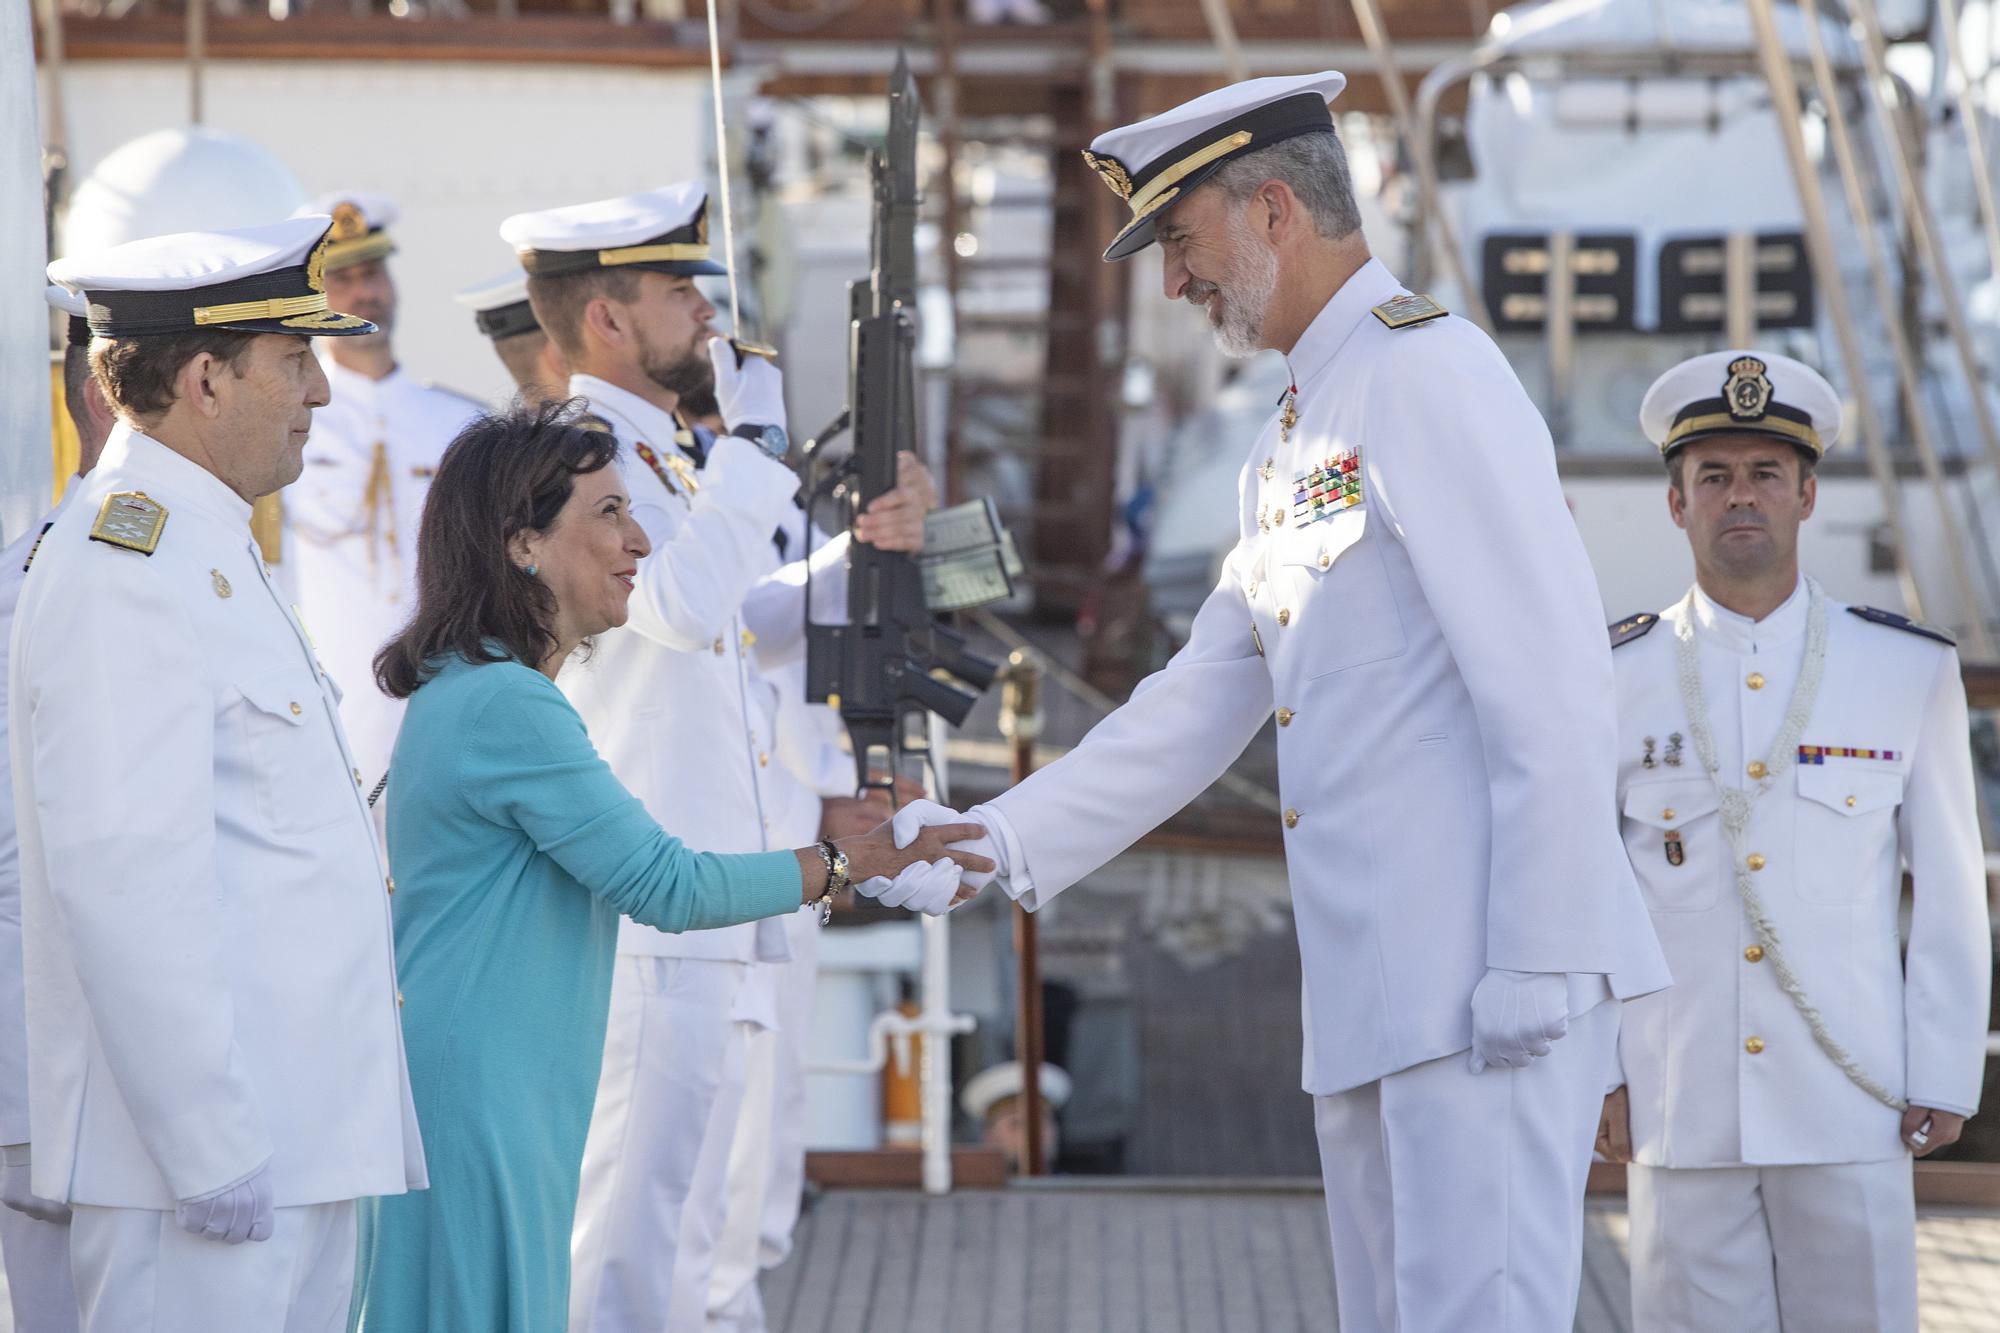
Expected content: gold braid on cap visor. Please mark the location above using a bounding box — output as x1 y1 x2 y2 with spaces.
1663 410 1823 456
1124 130 1255 219
192 292 331 326
595 242 714 267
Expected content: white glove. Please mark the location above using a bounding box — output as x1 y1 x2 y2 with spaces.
854 858 964 915
1468 968 1570 1074
0 1143 69 1224
707 336 788 434
175 1160 274 1245
888 798 1006 893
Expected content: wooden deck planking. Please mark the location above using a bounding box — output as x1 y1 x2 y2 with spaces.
760 1187 2000 1333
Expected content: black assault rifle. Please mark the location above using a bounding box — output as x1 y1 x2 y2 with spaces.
804 54 1003 794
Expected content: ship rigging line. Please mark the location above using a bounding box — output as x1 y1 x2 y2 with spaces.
705 0 744 337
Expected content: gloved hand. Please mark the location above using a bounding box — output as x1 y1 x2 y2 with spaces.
175 1160 274 1245
853 858 965 915
888 799 1008 893
1468 968 1570 1074
0 1143 69 1224
707 336 788 435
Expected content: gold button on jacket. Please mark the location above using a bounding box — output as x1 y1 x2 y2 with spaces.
1746 853 1767 871
1277 608 1292 627
1276 707 1294 727
1745 1036 1765 1054
1283 808 1300 829
1746 672 1765 690
1747 761 1768 780
1743 945 1763 962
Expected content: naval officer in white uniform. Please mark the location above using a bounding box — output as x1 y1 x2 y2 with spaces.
1596 351 1990 1333
26 218 426 1332
0 285 116 1333
890 71 1670 1332
288 192 480 788
457 266 570 407
500 185 943 1333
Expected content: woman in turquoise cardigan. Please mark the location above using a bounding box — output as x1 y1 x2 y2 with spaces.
349 406 985 1332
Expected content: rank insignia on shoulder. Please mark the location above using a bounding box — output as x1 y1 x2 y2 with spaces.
1846 605 1956 647
574 414 616 435
89 492 167 556
1371 293 1448 329
1291 449 1363 525
1609 612 1659 648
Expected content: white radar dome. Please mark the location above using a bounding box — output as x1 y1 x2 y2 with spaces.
60 127 306 258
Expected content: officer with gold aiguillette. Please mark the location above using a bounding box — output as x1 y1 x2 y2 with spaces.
1597 350 1991 1333
286 192 480 790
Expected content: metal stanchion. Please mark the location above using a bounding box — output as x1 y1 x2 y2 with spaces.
999 649 1046 1176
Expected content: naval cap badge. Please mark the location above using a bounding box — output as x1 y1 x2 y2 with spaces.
329 200 369 243
1081 150 1133 201
1724 355 1773 421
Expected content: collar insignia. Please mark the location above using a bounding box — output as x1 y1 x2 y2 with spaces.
1082 150 1133 201
1724 356 1773 420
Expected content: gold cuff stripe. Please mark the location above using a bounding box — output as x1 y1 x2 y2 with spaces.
192 293 330 326
1127 130 1255 217
596 242 714 267
1664 410 1822 454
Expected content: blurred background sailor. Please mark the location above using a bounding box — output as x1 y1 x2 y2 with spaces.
24 217 424 1333
456 266 568 408
287 191 480 791
1598 350 1991 1333
961 1061 1071 1176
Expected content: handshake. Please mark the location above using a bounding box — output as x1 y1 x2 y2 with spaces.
841 799 1011 916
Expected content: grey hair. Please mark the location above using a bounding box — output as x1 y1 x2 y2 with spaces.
1204 129 1362 240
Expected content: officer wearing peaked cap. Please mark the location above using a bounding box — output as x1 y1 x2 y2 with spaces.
889 70 1669 1332
24 218 425 1333
286 191 479 794
1598 351 1989 1333
456 266 568 407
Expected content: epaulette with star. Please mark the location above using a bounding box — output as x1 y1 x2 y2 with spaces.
1846 605 1956 647
89 492 167 556
1371 293 1448 329
1609 612 1658 649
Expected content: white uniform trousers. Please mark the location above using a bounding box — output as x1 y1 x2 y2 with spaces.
571 956 751 1333
706 1024 779 1332
1314 999 1617 1333
708 913 820 1333
0 1207 76 1332
1627 1158 1916 1333
68 1200 353 1333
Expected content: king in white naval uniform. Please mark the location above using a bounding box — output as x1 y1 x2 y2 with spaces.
1598 351 1990 1333
287 192 479 787
501 184 936 1333
893 72 1669 1333
27 219 425 1332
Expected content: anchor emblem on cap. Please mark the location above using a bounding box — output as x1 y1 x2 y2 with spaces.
329 200 369 243
1724 356 1773 421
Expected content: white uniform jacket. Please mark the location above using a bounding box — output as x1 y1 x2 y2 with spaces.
9 427 425 1208
1613 582 1990 1166
289 361 479 784
558 376 810 962
988 260 1669 1095
0 491 73 1149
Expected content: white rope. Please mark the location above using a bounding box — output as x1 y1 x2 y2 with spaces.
1672 581 1907 1111
704 0 743 335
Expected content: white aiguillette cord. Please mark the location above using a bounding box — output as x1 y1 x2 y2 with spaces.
1672 579 1907 1111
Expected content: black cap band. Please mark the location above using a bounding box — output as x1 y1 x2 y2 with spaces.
476 299 541 341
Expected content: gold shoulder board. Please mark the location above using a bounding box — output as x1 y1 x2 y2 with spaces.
89 491 168 556
1371 293 1448 330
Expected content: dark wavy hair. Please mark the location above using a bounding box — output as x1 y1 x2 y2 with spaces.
374 399 620 699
